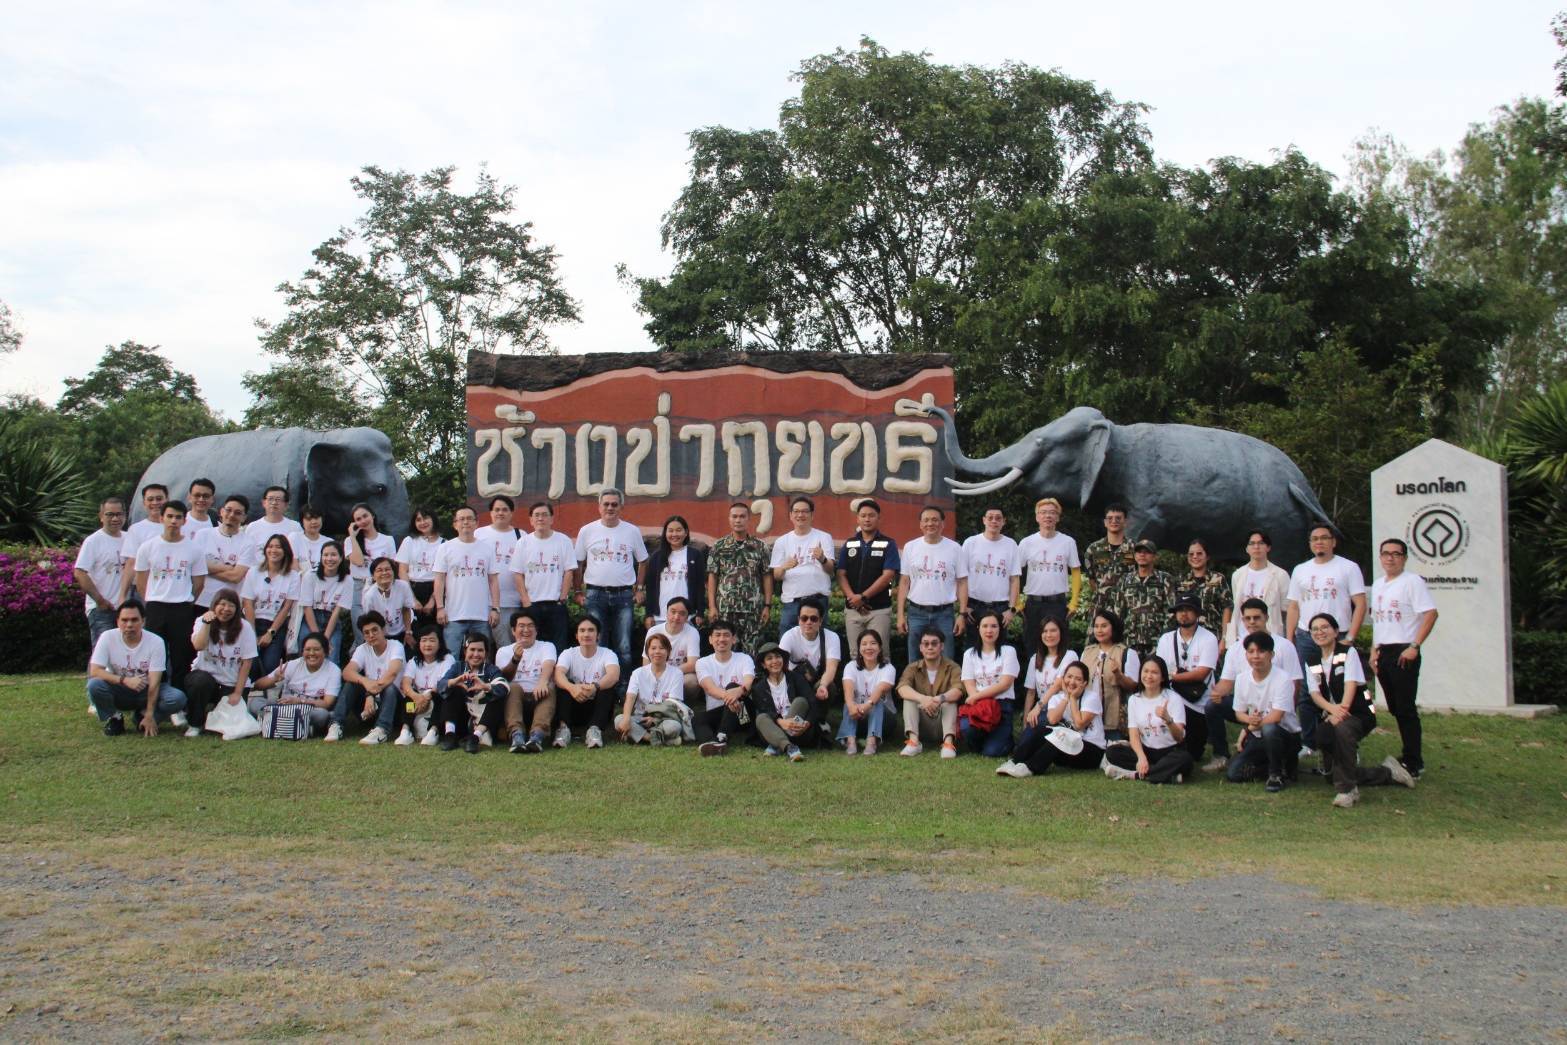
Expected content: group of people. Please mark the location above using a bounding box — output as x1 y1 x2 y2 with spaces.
75 481 1438 808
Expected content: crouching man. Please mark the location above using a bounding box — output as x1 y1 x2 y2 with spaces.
87 601 187 736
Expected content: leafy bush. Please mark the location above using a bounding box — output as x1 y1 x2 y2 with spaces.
0 415 96 544
1514 630 1567 707
0 544 88 672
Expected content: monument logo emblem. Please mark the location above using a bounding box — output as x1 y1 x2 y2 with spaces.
1408 503 1469 565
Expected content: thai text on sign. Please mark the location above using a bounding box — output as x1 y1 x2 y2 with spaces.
465 351 955 541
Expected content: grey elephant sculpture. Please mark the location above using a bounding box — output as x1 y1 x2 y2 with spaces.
907 403 1333 558
134 427 410 539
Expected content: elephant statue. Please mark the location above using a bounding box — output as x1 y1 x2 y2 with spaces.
134 427 410 539
908 403 1333 558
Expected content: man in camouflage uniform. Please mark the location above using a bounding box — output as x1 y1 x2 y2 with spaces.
1081 503 1136 616
1174 538 1233 647
704 502 773 654
1107 538 1175 656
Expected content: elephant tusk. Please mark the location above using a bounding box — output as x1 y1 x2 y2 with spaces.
945 468 1023 496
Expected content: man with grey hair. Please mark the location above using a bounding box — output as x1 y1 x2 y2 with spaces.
574 487 648 696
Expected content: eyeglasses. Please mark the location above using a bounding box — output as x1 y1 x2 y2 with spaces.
1380 550 1406 558
798 615 820 623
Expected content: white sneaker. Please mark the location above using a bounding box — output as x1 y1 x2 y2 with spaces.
324 723 343 742
1101 756 1138 781
786 745 804 763
995 760 1017 776
183 726 201 738
1332 788 1360 809
940 740 957 759
1004 762 1034 778
412 716 429 741
585 726 603 749
475 726 494 748
763 746 779 756
900 740 923 757
170 711 188 728
420 728 439 747
1383 756 1416 789
394 726 415 746
1202 756 1228 773
553 725 571 748
360 726 388 745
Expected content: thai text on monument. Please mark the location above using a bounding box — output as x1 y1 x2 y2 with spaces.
465 351 956 539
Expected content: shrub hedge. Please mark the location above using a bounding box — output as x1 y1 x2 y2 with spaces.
0 543 88 672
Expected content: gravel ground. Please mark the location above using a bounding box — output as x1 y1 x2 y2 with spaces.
1 845 1564 1042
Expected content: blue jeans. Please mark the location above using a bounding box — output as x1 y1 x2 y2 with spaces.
959 699 1014 757
1204 693 1236 757
86 608 117 651
837 699 888 742
905 603 955 663
1225 723 1302 781
87 678 186 722
444 620 487 662
585 587 634 691
251 618 287 682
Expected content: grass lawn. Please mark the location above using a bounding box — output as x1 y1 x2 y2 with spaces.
3 673 1564 906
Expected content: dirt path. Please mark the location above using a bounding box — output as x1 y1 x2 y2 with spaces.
1 845 1562 1041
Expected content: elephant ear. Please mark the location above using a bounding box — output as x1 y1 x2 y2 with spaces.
1079 419 1112 507
305 440 349 503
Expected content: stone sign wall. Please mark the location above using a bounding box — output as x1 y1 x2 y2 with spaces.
465 351 955 542
1370 439 1513 709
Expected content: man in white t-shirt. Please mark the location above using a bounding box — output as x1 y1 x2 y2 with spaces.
434 505 500 660
769 495 836 634
196 495 254 611
119 483 168 602
1284 525 1366 740
897 506 967 662
1228 528 1290 643
334 610 407 743
1222 631 1302 792
181 478 217 539
1209 597 1303 771
133 500 208 690
961 505 1021 642
1156 596 1220 765
497 607 558 753
778 598 843 708
1015 498 1081 665
73 497 129 650
512 500 576 653
86 601 187 737
693 619 755 755
478 494 524 649
574 487 649 694
1370 537 1439 777
643 597 702 705
244 486 304 564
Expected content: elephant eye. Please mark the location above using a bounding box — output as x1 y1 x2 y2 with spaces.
373 484 387 494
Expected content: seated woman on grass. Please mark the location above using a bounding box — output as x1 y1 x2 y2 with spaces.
399 624 453 747
838 630 896 755
998 660 1104 779
1103 655 1194 784
184 588 256 736
749 642 814 761
251 632 339 735
435 631 509 753
616 632 690 745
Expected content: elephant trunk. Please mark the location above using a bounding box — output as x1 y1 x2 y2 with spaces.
923 405 1018 477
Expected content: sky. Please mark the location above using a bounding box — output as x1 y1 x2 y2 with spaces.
1 1 1561 419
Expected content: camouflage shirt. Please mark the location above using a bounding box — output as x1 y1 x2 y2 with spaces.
1083 537 1137 591
708 534 770 649
1108 569 1175 655
1175 569 1232 635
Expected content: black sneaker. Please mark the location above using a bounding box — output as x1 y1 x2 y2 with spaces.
103 715 125 737
522 732 545 754
1265 775 1285 793
464 734 480 754
698 740 727 757
510 729 527 753
438 733 459 751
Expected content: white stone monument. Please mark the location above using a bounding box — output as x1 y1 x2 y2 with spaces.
1371 439 1546 715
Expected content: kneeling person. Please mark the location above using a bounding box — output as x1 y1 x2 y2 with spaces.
87 601 187 737
1224 632 1302 792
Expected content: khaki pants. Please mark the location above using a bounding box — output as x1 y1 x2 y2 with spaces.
901 698 958 744
755 697 814 749
844 606 892 656
505 683 557 737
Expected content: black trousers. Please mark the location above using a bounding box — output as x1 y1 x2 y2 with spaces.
182 669 240 729
1375 645 1423 772
442 694 503 739
144 600 196 689
561 686 614 735
1314 714 1393 793
1106 743 1193 784
410 580 436 632
1014 729 1105 775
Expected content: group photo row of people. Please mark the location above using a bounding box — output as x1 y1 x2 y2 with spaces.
75 479 1437 809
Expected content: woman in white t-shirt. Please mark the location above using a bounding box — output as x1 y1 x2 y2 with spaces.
400 624 455 746
616 632 689 745
1104 656 1195 784
184 588 258 736
999 660 1105 778
397 508 444 631
361 556 416 647
242 535 298 683
643 515 708 630
552 615 621 749
838 630 896 754
251 632 340 733
1021 617 1079 722
344 502 396 641
958 612 1020 757
300 540 351 666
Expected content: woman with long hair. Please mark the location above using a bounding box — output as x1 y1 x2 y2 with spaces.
958 611 1020 757
997 661 1105 778
1104 655 1194 784
838 629 895 755
184 588 257 736
242 535 297 682
643 514 708 630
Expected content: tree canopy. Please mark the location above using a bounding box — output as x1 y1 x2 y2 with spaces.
245 165 581 506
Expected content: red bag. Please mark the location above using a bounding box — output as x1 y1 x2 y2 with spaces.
958 697 1002 732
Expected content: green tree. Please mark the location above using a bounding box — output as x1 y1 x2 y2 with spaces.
0 413 96 544
625 38 1152 354
0 299 19 355
1504 380 1567 624
246 165 581 507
